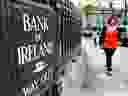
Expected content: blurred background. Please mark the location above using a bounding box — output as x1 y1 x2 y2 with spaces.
3 0 128 96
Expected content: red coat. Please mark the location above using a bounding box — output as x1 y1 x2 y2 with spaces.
102 31 119 48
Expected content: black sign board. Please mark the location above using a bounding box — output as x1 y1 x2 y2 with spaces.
8 2 58 92
9 1 57 66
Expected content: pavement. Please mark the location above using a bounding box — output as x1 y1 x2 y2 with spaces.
60 40 128 96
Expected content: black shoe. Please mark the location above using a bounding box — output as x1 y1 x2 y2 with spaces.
106 71 112 76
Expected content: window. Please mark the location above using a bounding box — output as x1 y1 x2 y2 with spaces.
112 0 125 9
100 1 110 8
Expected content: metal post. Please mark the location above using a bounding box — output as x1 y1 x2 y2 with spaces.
1 0 9 40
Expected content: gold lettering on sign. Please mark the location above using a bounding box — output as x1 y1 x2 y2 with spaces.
17 44 46 64
23 13 48 32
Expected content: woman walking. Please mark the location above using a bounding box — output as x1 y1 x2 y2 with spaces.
100 16 119 76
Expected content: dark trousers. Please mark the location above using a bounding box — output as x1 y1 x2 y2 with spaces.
103 48 116 71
